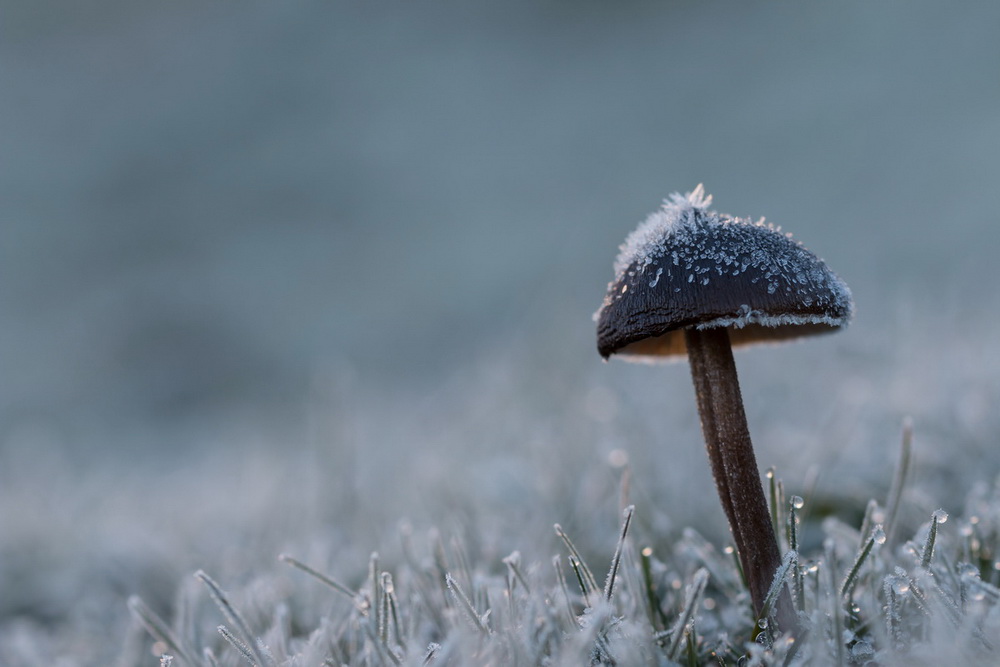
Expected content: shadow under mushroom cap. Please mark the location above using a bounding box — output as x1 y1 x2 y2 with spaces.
595 186 853 361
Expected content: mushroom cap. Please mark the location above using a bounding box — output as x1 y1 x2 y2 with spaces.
595 185 853 361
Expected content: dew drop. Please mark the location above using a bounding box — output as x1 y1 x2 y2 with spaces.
790 496 804 510
872 525 886 545
932 509 949 524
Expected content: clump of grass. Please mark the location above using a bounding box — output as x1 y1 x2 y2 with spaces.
126 429 1000 666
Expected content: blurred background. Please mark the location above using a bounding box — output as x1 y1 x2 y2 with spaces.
3 1 1000 662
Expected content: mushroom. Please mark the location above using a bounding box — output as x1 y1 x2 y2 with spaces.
595 185 852 630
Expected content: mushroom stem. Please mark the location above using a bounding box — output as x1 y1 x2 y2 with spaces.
684 326 796 630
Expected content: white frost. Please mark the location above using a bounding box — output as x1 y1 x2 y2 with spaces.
648 266 663 288
612 184 713 278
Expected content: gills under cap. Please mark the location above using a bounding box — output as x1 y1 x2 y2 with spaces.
595 185 853 360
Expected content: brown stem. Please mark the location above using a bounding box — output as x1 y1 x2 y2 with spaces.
684 326 796 631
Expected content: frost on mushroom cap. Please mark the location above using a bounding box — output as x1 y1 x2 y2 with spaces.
595 185 853 361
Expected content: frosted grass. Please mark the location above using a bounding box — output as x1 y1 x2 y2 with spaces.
123 466 1000 666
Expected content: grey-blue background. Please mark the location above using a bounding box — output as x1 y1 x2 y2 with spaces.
3 2 1000 662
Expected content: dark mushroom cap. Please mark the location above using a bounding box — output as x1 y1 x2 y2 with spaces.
595 185 853 360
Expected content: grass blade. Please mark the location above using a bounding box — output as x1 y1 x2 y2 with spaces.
639 546 669 630
217 625 257 666
841 525 885 600
127 596 199 667
196 570 274 667
279 554 358 600
553 555 578 627
758 549 796 631
921 510 948 569
884 418 913 544
666 568 709 661
445 573 490 635
554 523 600 595
603 505 634 603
